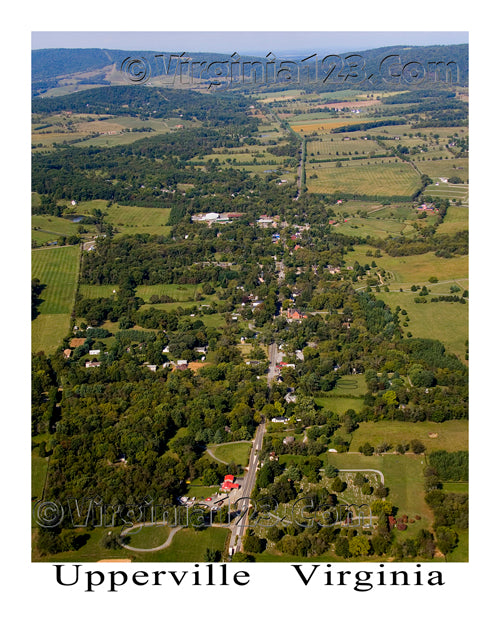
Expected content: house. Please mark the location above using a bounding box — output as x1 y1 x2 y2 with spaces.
286 308 307 321
271 415 289 423
283 436 295 445
221 474 240 492
194 346 207 354
146 364 157 372
89 349 100 356
85 361 101 368
63 349 72 359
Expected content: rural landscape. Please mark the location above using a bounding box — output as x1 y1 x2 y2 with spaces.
31 41 468 564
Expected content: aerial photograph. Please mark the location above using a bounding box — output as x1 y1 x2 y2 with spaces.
30 31 469 565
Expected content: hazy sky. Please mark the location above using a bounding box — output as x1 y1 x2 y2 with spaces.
31 31 468 55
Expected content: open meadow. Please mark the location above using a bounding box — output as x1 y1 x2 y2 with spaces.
32 246 80 354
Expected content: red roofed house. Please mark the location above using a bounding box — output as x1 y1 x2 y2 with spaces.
221 474 240 492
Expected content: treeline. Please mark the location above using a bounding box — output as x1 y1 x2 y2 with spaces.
429 450 468 482
32 85 255 127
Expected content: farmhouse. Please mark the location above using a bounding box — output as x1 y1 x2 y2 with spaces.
85 361 101 368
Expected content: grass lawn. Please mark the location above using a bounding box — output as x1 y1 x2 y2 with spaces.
126 525 171 549
207 442 252 467
32 246 80 354
32 454 50 500
442 482 469 493
34 526 229 563
314 395 365 415
349 420 468 453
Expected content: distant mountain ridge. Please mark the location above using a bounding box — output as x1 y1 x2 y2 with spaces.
32 43 468 96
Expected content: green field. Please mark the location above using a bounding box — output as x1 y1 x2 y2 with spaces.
314 395 365 415
375 290 468 360
324 453 432 528
70 201 172 236
343 246 468 285
349 420 468 453
34 526 229 563
32 214 95 245
308 160 421 197
207 442 252 467
126 525 171 549
32 455 50 500
32 246 80 353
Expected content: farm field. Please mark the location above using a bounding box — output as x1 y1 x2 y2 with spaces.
308 159 421 196
32 246 80 354
349 420 468 453
75 201 172 236
79 283 211 302
436 204 468 234
32 214 96 246
416 157 468 180
375 290 468 360
343 246 468 285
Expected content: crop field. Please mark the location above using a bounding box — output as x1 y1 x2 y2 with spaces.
290 118 373 134
308 137 384 158
426 181 469 207
416 157 468 180
308 159 421 196
349 420 468 453
32 246 80 354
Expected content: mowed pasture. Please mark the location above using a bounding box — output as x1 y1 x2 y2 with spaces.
436 205 468 234
75 201 171 236
375 290 468 361
32 214 96 245
349 420 468 453
80 283 209 301
343 246 468 284
308 159 421 196
32 246 80 353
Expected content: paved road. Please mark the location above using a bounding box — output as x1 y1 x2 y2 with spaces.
228 422 266 555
